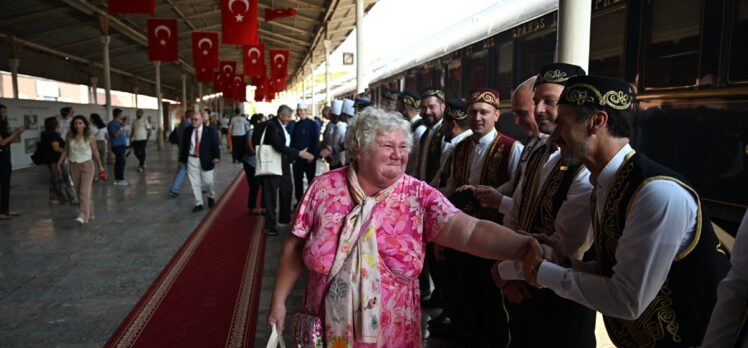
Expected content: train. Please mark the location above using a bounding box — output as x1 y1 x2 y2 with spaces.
344 0 748 232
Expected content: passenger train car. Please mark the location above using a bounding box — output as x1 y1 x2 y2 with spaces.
355 0 747 232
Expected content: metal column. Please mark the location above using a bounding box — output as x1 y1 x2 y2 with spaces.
101 35 112 119
324 39 331 105
355 0 366 94
557 0 591 72
155 61 164 149
311 57 316 114
181 72 187 112
8 58 19 99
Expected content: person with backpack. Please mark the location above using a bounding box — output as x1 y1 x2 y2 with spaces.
0 103 26 219
40 116 76 205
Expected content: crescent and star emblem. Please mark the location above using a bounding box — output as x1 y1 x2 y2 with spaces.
154 25 172 46
228 0 250 22
198 38 213 55
274 54 285 69
247 47 261 64
223 64 234 78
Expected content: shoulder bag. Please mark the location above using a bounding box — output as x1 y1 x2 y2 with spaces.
255 126 283 176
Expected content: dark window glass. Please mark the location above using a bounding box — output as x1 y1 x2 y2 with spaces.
644 0 702 88
495 41 513 100
729 0 748 82
405 71 417 90
419 68 432 91
468 50 489 91
446 59 462 99
589 5 625 78
433 65 444 90
517 29 556 83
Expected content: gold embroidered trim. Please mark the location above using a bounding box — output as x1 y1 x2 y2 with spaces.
562 83 632 110
226 217 265 347
605 282 683 348
401 95 420 108
542 69 569 83
446 107 466 120
422 89 445 102
469 91 500 108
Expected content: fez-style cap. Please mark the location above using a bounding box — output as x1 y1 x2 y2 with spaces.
331 100 343 115
355 98 371 108
468 88 500 110
342 99 355 116
559 75 635 111
399 88 421 108
297 102 307 110
535 63 586 87
383 88 399 101
445 98 467 120
421 88 446 103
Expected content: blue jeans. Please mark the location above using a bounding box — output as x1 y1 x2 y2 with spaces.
112 145 126 180
170 163 187 194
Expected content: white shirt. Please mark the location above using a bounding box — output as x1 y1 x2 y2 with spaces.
535 143 698 320
190 125 203 156
503 142 594 259
417 118 443 180
430 129 472 188
57 116 71 140
495 134 550 214
407 115 428 176
92 126 108 142
331 121 348 166
279 119 290 147
230 115 248 136
703 211 748 347
131 117 151 141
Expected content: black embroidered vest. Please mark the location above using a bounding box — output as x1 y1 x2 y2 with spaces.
592 151 729 348
421 123 444 184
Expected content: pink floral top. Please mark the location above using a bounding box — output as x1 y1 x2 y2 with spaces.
292 168 459 347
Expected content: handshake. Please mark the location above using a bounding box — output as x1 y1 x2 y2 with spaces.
492 232 564 303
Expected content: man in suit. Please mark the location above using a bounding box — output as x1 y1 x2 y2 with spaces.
253 105 314 236
179 109 221 213
291 102 321 203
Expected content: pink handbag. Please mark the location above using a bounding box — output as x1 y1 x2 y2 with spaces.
291 312 323 348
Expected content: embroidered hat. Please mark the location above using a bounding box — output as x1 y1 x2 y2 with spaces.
342 98 355 116
468 88 501 110
421 87 446 103
354 97 371 108
331 100 343 116
559 75 635 111
445 98 467 120
535 63 586 87
398 88 421 108
383 88 400 101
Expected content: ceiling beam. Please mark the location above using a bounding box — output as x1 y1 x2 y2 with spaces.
164 0 197 31
23 20 98 41
262 19 313 36
259 28 310 47
0 7 70 24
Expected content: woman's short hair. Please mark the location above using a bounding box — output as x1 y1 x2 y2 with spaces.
345 107 412 158
44 116 58 132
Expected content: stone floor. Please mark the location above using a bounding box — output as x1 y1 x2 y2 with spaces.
0 141 613 347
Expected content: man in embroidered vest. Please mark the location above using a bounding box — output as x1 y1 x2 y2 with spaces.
416 88 447 183
516 75 729 348
496 63 597 348
381 87 399 112
441 88 523 347
398 88 427 176
432 98 472 190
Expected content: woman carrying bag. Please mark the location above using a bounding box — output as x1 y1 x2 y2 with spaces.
57 115 105 225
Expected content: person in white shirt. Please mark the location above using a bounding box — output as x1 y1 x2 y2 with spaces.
57 106 74 140
396 88 427 176
319 100 347 169
511 75 729 348
228 108 248 163
130 109 151 172
432 99 472 189
89 113 108 181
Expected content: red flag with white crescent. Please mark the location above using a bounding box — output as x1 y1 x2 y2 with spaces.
265 8 297 22
273 77 287 91
269 49 288 79
109 0 154 15
214 70 225 93
219 61 237 88
243 44 265 78
252 75 266 101
221 0 259 45
147 19 179 61
196 67 214 83
192 32 219 69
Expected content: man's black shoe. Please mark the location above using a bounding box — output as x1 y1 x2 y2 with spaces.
264 228 279 236
192 205 204 213
168 191 180 198
208 198 215 208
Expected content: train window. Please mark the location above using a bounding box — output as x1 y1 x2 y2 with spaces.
468 51 489 92
729 0 748 83
405 71 417 90
419 68 432 91
589 5 625 78
517 30 556 84
446 59 462 100
495 41 514 100
644 0 702 88
432 65 444 90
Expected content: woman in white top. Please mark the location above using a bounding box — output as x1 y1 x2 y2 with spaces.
57 115 105 225
89 113 108 180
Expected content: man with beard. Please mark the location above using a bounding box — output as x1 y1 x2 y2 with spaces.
512 75 728 348
416 88 447 184
397 88 427 176
494 63 597 348
291 102 320 203
440 88 523 347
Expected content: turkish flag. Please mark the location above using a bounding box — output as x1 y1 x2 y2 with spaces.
214 70 225 93
147 19 179 61
192 32 219 69
109 0 154 15
219 61 237 87
230 77 247 101
221 0 259 45
273 77 287 91
265 8 297 22
252 75 266 101
269 49 289 79
243 44 265 78
196 67 214 83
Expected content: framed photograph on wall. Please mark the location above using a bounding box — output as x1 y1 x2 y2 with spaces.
24 114 38 130
24 137 38 154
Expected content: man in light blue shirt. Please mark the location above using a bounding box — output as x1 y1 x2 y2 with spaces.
107 108 128 186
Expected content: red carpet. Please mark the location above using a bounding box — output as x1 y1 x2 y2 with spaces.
106 172 267 348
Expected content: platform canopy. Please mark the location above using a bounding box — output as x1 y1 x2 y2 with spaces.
0 0 376 101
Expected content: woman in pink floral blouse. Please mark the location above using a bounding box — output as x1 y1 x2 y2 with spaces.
267 107 538 347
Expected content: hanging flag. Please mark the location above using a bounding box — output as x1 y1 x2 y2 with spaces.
196 67 214 83
109 0 154 15
147 19 179 62
273 77 287 91
229 76 246 101
191 32 219 69
252 75 266 101
265 8 297 22
214 70 225 93
243 44 265 78
269 49 289 79
221 0 259 45
219 61 237 86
